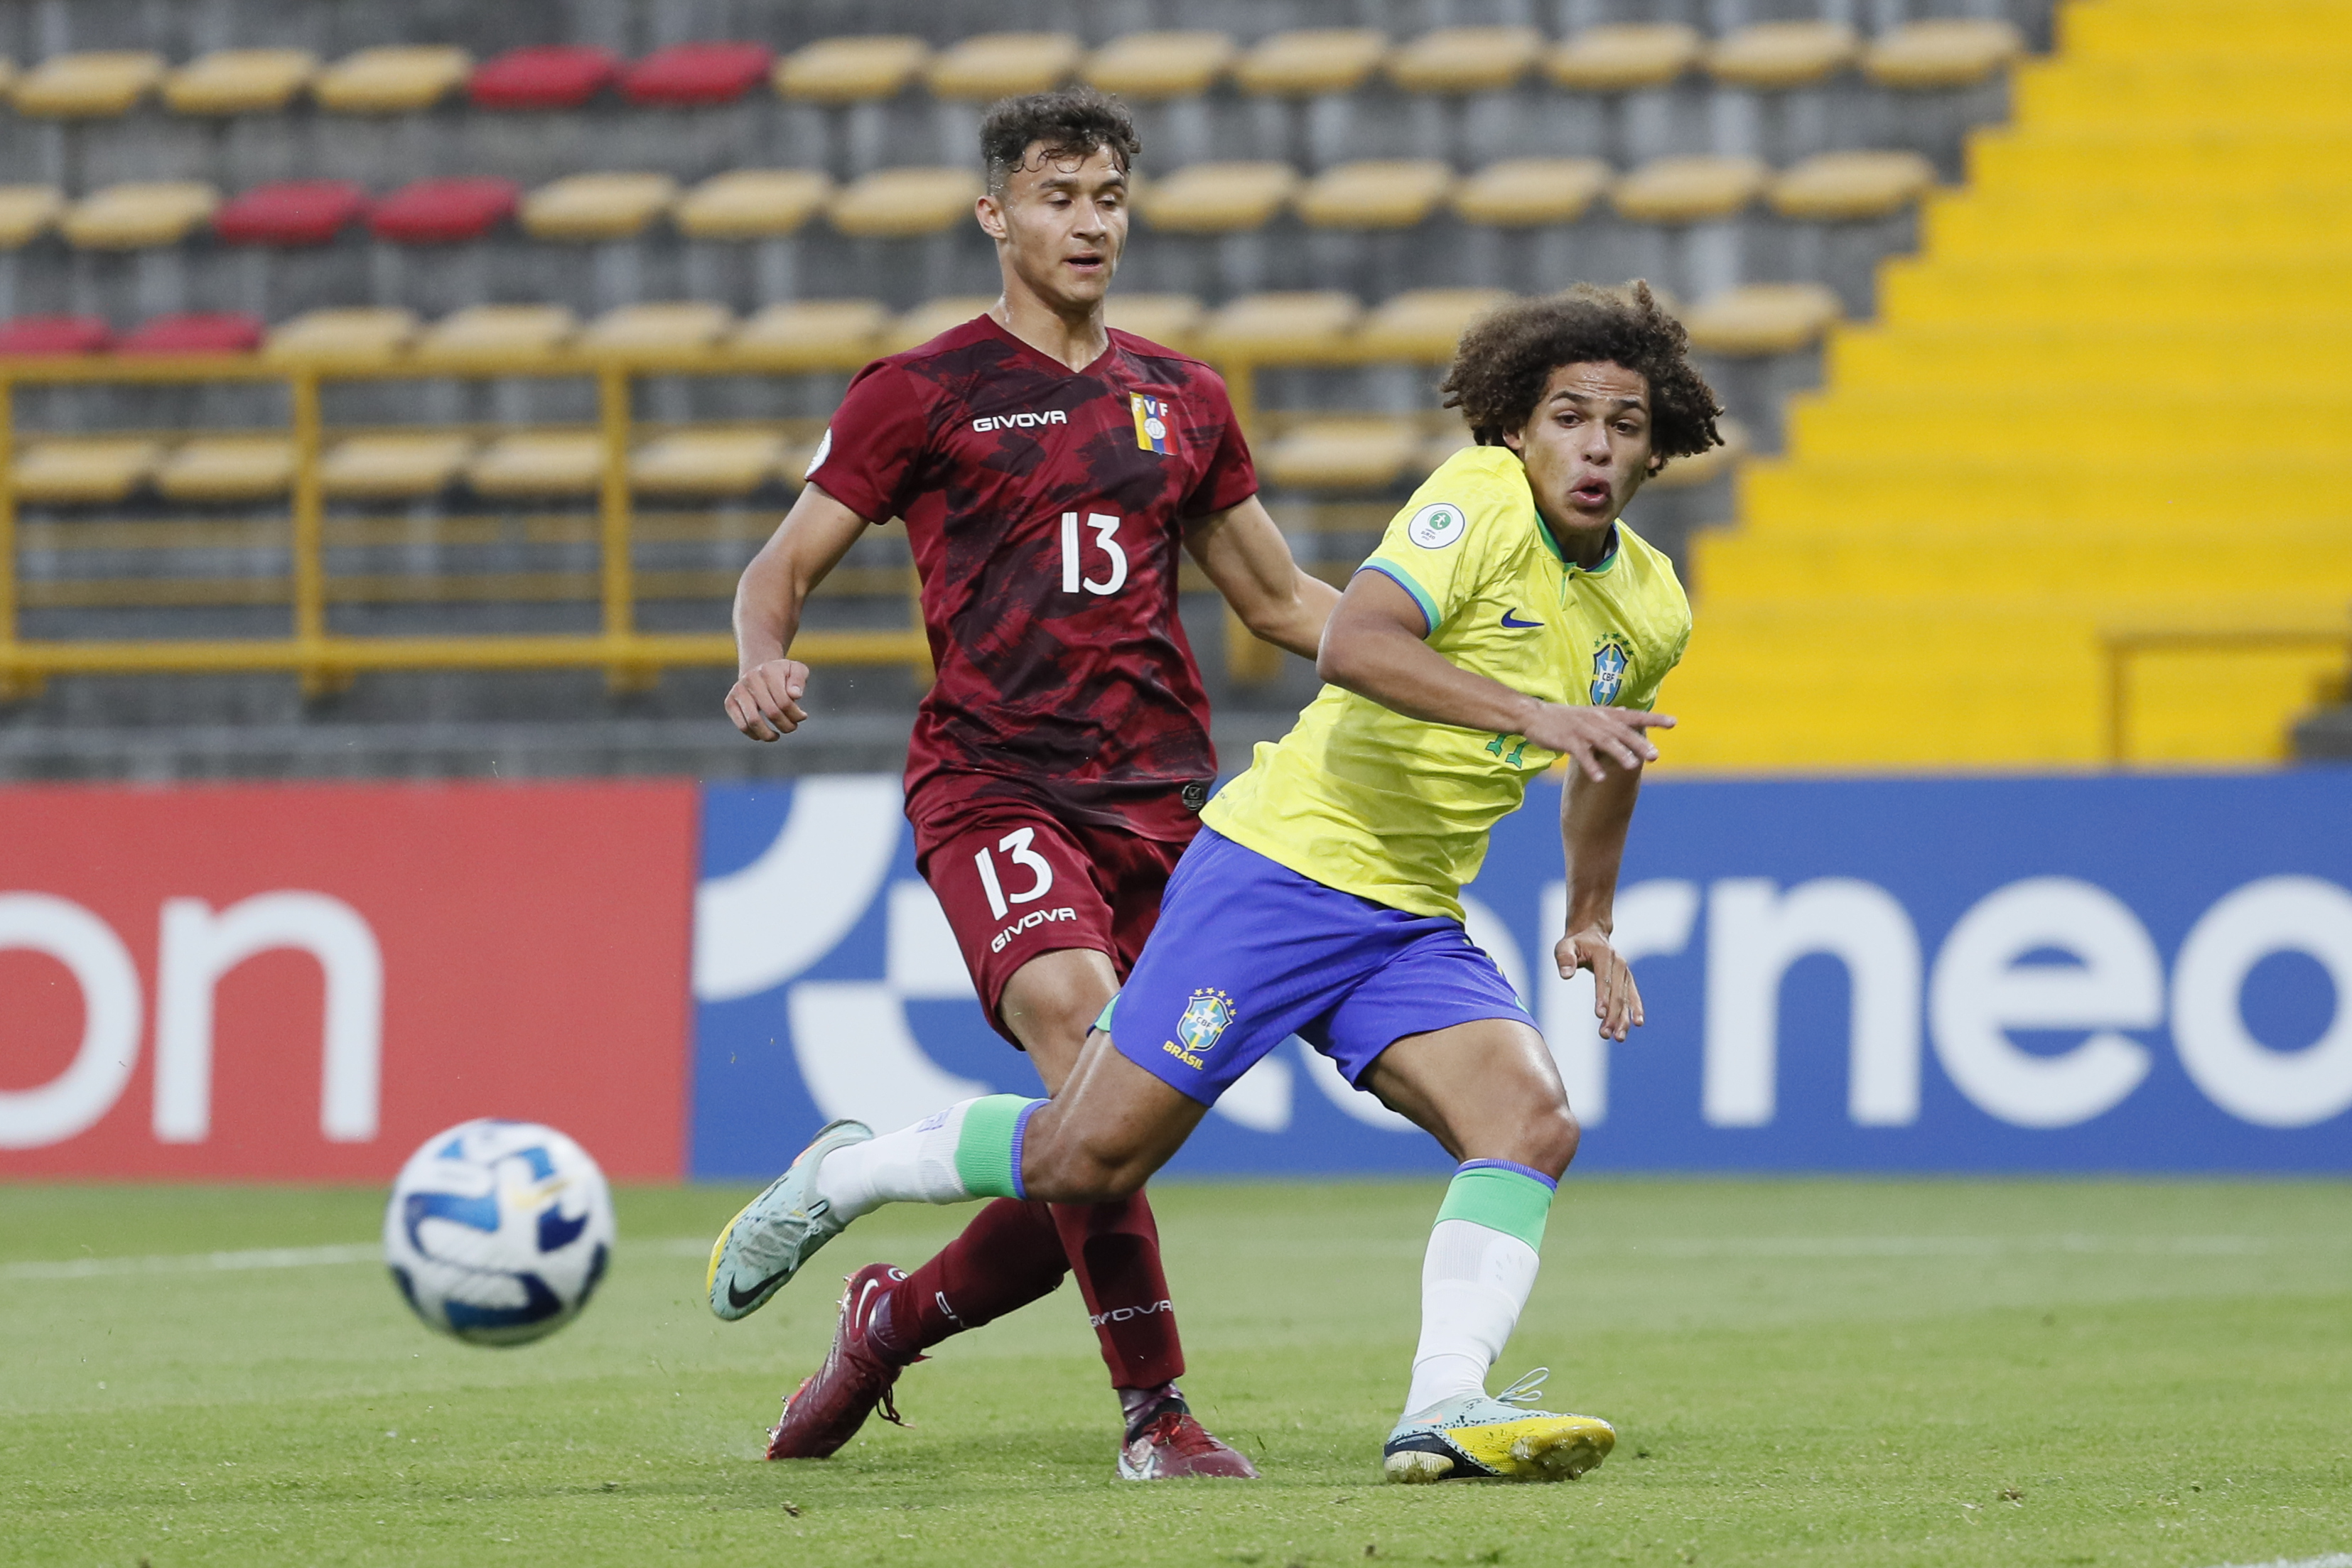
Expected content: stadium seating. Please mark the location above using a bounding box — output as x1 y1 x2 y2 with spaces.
116 313 264 355
520 174 678 242
1084 33 1236 99
12 51 166 116
1543 24 1702 91
924 33 1082 101
772 37 928 103
63 183 219 249
0 315 112 354
367 178 519 244
1665 0 2352 767
672 169 834 238
0 186 65 246
312 46 470 113
154 436 295 502
621 43 773 107
163 49 318 114
262 307 419 363
213 180 371 246
468 46 620 111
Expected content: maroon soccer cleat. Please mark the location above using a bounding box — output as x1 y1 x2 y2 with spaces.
765 1263 919 1460
1117 1400 1261 1480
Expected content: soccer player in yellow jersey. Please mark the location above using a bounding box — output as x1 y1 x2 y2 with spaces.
706 283 1722 1483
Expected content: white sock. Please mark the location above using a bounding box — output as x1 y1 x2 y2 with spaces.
811 1100 980 1221
1401 1218 1541 1420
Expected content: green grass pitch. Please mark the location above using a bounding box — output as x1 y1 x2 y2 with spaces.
3 1177 2347 1567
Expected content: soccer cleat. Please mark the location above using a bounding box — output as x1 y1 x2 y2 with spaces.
1381 1368 1614 1484
1118 1400 1261 1480
765 1262 919 1460
706 1118 874 1321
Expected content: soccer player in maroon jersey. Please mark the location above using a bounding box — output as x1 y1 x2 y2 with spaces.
718 88 1338 1478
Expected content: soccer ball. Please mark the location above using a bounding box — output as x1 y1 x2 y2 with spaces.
384 1118 615 1347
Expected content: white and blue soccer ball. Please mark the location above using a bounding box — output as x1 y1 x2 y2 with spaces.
384 1118 615 1347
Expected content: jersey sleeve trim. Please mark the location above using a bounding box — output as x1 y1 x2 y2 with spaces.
1359 558 1437 637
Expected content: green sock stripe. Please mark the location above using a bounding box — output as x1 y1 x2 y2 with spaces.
1434 1166 1555 1250
951 1094 1036 1200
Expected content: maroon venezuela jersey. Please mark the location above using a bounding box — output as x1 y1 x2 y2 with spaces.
807 313 1260 842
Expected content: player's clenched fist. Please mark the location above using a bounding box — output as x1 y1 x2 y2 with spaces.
727 658 811 742
1557 925 1645 1041
1525 703 1674 781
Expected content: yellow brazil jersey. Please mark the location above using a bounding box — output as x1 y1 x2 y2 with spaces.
1203 443 1691 921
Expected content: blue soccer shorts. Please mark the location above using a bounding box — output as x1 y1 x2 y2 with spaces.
1103 827 1536 1107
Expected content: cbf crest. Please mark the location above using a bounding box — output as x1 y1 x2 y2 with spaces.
1162 987 1233 1071
1590 639 1630 705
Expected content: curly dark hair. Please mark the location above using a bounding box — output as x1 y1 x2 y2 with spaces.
980 87 1141 194
1440 282 1723 470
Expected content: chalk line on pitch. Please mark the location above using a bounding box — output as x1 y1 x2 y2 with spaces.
0 1235 713 1282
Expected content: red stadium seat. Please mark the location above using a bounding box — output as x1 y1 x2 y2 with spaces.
367 177 521 243
0 315 113 355
622 42 773 105
468 45 620 110
117 312 266 355
212 180 371 246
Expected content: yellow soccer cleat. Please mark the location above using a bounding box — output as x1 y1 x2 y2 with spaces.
1381 1369 1615 1483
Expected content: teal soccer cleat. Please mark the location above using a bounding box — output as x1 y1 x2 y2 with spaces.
1381 1369 1615 1483
706 1118 874 1321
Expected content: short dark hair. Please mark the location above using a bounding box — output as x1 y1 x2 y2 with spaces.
1440 281 1723 467
980 86 1141 194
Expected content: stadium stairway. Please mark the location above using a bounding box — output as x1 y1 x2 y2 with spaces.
1662 0 2352 770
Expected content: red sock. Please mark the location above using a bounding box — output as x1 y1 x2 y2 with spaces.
1049 1191 1186 1390
875 1198 1068 1357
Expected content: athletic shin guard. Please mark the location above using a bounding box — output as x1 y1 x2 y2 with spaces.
1401 1159 1555 1419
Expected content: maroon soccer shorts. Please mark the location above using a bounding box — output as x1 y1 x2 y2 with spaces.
912 791 1191 1046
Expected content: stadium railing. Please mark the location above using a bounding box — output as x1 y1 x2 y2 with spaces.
0 344 928 700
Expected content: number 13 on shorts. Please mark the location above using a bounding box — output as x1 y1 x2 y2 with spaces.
975 827 1057 920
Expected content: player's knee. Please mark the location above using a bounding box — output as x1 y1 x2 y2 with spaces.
1520 1100 1580 1180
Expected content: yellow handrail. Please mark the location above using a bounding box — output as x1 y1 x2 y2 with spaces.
0 347 930 697
2100 624 2352 763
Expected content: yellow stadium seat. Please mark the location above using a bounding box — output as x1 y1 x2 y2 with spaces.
519 173 679 242
1768 151 1936 220
1083 32 1236 99
61 183 221 249
924 33 1082 101
1682 285 1842 356
0 185 65 247
413 306 579 369
829 167 983 239
1646 416 1749 490
1386 26 1543 93
319 433 473 499
773 37 929 103
582 301 734 353
1296 160 1452 229
1262 418 1421 491
264 308 421 365
1419 425 1476 477
1104 293 1204 350
630 430 787 497
1703 22 1860 90
467 433 607 498
673 169 834 239
11 438 164 504
1234 30 1390 97
163 49 318 114
12 51 166 117
154 436 296 502
1543 25 1701 92
1452 158 1611 226
885 296 998 354
1356 288 1512 359
1199 292 1362 361
1863 19 2024 89
730 299 889 367
1612 156 1767 222
313 46 471 113
1135 161 1296 234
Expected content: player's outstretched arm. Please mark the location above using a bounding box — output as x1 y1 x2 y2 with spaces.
1185 494 1340 660
1319 570 1674 780
1557 759 1646 1042
726 483 871 741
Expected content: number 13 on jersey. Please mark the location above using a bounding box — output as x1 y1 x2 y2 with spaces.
1059 511 1127 596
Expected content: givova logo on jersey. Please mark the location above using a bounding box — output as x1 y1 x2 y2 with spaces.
1162 987 1233 1070
1590 639 1630 705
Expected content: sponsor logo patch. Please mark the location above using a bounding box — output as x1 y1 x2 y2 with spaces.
973 410 1069 433
989 904 1079 953
1406 502 1466 550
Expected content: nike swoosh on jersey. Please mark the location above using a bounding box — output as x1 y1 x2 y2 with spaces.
1500 609 1544 629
